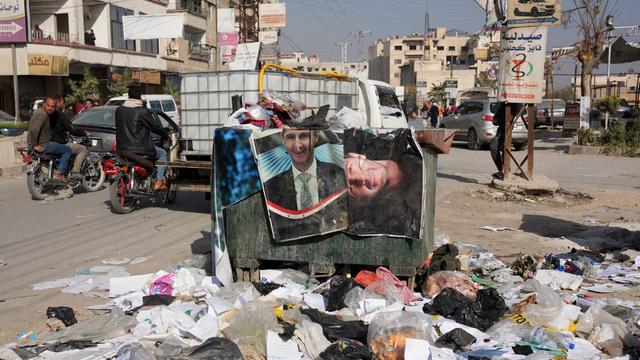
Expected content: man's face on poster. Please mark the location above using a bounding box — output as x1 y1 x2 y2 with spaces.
345 153 388 199
283 129 318 172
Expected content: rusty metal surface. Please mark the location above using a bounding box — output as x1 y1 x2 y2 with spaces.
414 129 457 154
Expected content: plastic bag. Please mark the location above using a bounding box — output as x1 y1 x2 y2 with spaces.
43 308 136 343
576 305 630 355
172 268 205 296
367 311 435 360
149 274 174 296
436 328 476 351
222 301 278 355
326 276 358 311
46 306 77 327
320 338 372 360
327 107 367 130
301 308 369 344
215 282 260 306
520 279 581 329
422 271 479 300
354 268 415 304
429 288 507 331
344 280 404 315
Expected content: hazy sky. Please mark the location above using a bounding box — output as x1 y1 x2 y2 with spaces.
280 0 640 86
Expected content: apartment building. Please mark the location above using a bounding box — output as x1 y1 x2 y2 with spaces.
368 28 471 87
279 52 369 79
0 0 225 117
574 73 640 106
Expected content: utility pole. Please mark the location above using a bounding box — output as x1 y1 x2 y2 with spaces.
351 30 371 76
238 0 260 43
335 42 351 64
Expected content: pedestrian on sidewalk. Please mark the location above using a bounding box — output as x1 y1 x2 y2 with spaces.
490 102 507 180
428 100 439 128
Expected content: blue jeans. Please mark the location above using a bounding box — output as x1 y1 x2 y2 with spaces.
154 146 167 180
43 142 72 174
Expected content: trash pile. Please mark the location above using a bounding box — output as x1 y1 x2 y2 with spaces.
224 90 367 130
3 240 640 359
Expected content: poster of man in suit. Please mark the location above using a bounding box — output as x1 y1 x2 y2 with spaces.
251 128 348 242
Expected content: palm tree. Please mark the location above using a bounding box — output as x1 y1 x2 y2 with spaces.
428 82 445 104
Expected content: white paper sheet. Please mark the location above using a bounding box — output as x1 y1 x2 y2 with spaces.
109 274 152 298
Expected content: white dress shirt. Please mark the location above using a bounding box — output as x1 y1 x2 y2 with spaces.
291 158 319 210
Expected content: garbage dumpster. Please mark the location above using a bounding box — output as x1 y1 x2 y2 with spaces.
216 128 454 286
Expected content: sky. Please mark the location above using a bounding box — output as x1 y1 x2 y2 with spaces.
280 0 640 87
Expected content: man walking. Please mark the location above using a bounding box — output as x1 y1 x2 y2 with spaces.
490 102 507 180
27 97 72 182
50 95 88 179
428 100 440 128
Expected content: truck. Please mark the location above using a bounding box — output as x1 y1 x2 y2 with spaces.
166 65 408 195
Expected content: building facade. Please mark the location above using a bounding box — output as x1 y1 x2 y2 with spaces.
368 28 471 87
0 0 225 119
279 52 368 79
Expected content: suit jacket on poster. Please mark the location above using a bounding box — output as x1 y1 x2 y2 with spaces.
263 160 347 241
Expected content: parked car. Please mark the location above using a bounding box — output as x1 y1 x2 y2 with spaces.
105 94 180 124
440 99 528 150
535 99 566 127
616 98 638 119
72 106 179 153
0 109 23 136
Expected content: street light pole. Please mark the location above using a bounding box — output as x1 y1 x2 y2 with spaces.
605 15 614 130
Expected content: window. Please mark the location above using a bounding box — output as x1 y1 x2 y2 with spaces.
331 67 336 71
394 72 399 78
409 45 417 50
139 12 158 54
161 100 176 112
73 109 115 127
437 46 444 51
394 59 402 64
394 45 402 51
448 46 456 51
466 102 483 114
307 67 313 72
110 5 135 50
425 46 430 50
149 100 162 111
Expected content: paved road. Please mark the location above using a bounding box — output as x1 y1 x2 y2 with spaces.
0 130 637 342
0 179 211 343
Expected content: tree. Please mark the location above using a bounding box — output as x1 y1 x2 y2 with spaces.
427 82 445 104
107 68 133 97
65 68 100 105
567 0 613 99
475 72 497 90
165 78 180 102
550 86 575 103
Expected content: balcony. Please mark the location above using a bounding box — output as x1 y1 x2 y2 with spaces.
31 30 80 45
171 0 207 18
404 49 423 57
188 42 209 62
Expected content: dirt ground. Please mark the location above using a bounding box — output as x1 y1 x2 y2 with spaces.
434 181 640 263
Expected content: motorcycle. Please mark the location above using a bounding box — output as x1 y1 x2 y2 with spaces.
18 136 106 200
106 149 176 214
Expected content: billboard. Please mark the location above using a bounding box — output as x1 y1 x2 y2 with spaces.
0 0 27 43
28 55 69 76
498 27 547 104
217 8 235 33
229 42 260 71
219 32 238 62
259 30 278 61
505 0 561 28
259 3 286 29
123 15 184 40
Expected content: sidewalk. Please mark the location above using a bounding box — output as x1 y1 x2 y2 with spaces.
0 134 26 178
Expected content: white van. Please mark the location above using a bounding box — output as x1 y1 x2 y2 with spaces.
356 79 408 128
106 94 179 123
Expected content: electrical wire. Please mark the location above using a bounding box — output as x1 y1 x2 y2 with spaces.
295 0 347 33
326 0 358 33
280 31 305 53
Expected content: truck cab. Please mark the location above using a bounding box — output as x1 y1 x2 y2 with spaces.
357 79 408 128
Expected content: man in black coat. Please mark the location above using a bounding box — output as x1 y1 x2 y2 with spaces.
50 95 88 179
263 129 346 241
115 85 169 190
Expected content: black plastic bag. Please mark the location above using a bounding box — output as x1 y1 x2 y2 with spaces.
46 306 77 327
157 337 244 360
47 341 97 352
455 288 508 331
430 287 471 317
301 308 368 344
325 276 358 312
143 295 175 306
252 281 284 296
436 328 476 351
320 338 373 360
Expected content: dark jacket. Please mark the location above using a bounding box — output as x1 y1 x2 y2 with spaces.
27 108 51 146
50 109 85 144
263 160 347 241
115 99 168 158
428 105 439 123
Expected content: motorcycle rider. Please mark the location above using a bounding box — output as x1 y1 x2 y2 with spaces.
51 95 88 179
27 96 72 182
115 85 169 191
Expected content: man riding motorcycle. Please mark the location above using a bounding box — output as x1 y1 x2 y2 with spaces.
27 96 72 182
50 95 88 180
115 85 169 191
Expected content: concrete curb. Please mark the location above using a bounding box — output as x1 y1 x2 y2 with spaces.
567 145 603 155
0 134 27 178
0 164 25 177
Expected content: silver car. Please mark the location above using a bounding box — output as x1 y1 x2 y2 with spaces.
441 99 528 150
535 99 566 127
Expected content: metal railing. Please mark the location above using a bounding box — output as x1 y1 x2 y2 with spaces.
188 42 209 61
31 30 79 44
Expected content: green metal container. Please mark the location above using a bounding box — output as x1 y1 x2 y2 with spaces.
224 147 438 284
